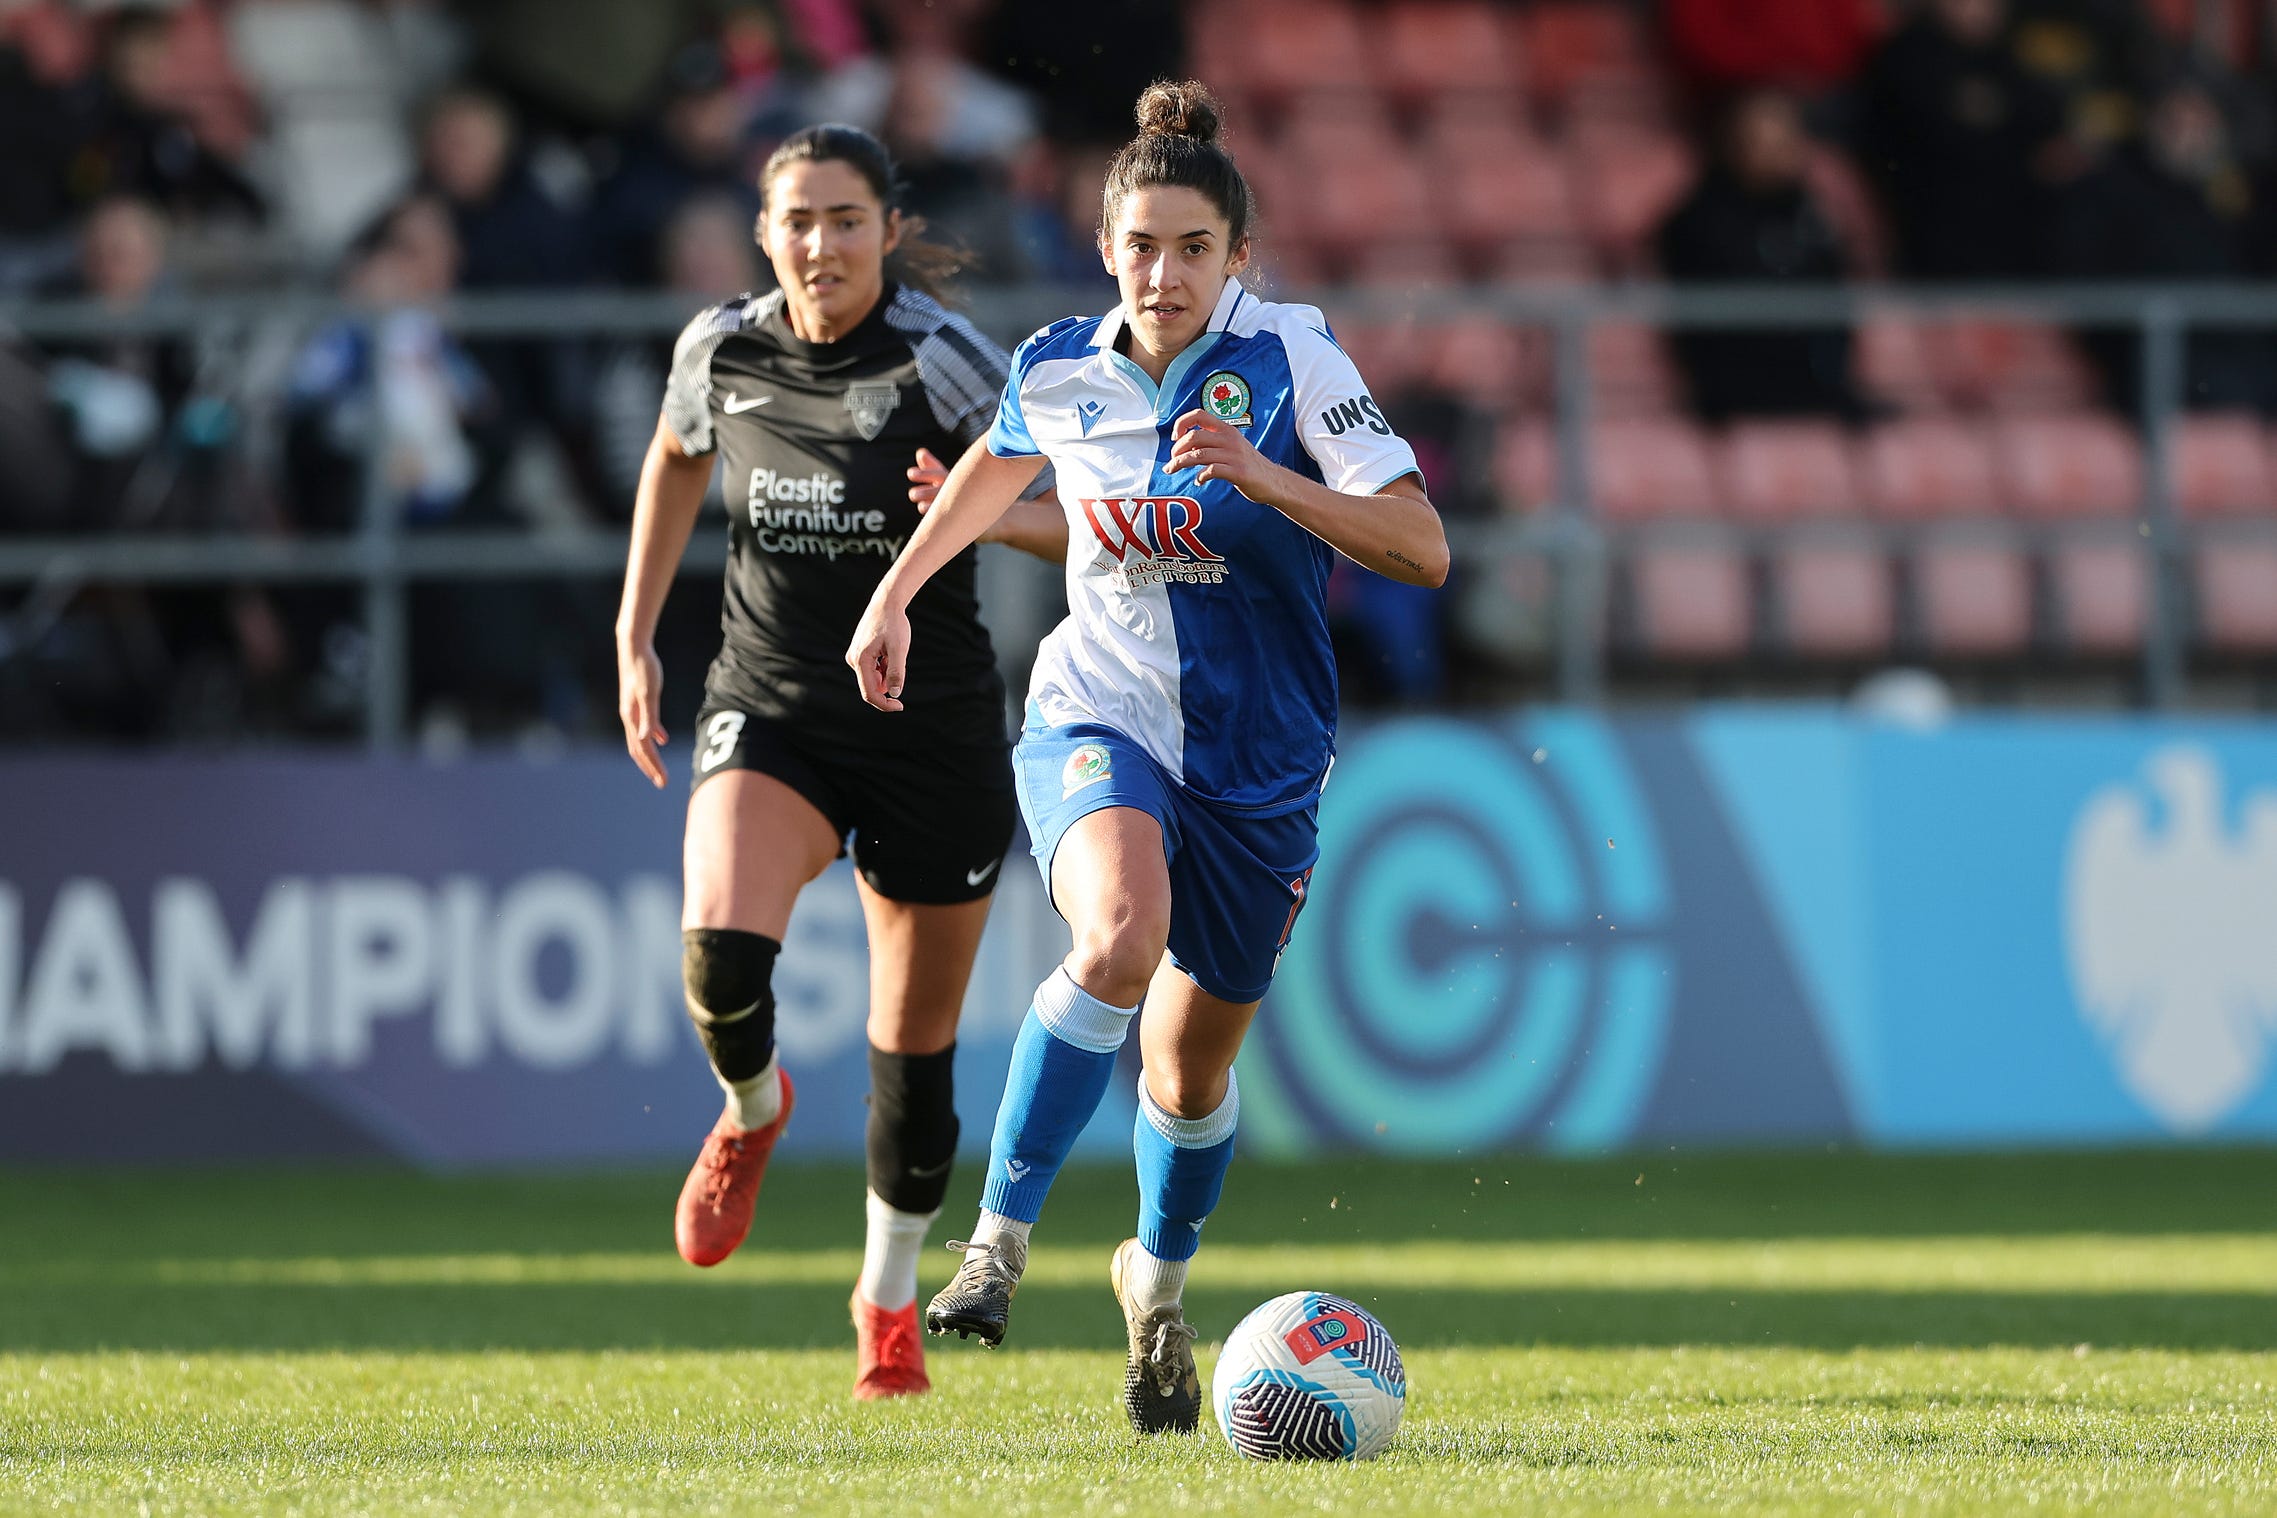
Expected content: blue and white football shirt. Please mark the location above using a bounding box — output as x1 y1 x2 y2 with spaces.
987 279 1421 815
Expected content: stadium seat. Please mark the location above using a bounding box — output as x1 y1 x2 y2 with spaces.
1568 127 1695 269
1518 1 1655 118
1485 238 1600 283
1446 148 1579 248
1928 320 2099 414
1629 545 1752 658
1347 240 1464 289
1588 417 1720 519
1277 92 1399 163
1914 541 2035 655
1996 413 2144 521
2171 413 2275 518
1859 418 2001 518
1417 96 1541 164
1284 144 1433 252
1200 0 1371 99
1718 421 1859 522
1382 1 1520 101
1493 417 1556 511
1854 319 1943 415
1423 321 1547 411
1588 321 1684 417
2195 540 2277 649
2052 540 2150 652
1336 321 1435 399
1775 542 1894 657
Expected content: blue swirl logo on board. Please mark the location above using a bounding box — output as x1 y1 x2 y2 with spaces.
1243 713 1674 1155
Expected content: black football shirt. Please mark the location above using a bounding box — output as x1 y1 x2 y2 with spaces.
662 284 1038 747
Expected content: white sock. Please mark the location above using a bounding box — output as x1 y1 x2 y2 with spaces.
965 1210 1031 1272
1124 1245 1188 1313
718 1052 782 1132
857 1190 936 1312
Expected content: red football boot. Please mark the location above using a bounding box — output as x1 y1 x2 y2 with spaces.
673 1070 795 1267
851 1290 931 1401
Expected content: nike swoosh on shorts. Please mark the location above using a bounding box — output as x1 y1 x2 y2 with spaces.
965 860 1000 887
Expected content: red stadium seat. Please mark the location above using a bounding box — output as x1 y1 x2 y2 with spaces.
1382 1 1520 100
1486 238 1601 283
1417 96 1540 163
1284 144 1432 252
1423 321 1547 411
1203 0 1371 99
1347 239 1465 288
1996 414 2144 521
2171 413 2275 519
1718 421 1859 522
1915 542 2035 655
1630 546 1752 657
1775 542 1893 656
1589 418 1720 519
1519 1 1653 113
1860 418 2002 519
1446 148 1579 247
2196 541 2277 649
1277 93 1399 162
1928 320 2099 414
1336 321 1436 399
1494 417 1556 511
1568 127 1696 268
1588 321 1684 417
1854 319 1942 415
2052 541 2149 652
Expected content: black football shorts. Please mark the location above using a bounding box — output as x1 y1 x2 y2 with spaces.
688 701 1016 904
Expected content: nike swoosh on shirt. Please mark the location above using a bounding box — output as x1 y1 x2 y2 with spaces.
720 393 771 413
966 859 1001 887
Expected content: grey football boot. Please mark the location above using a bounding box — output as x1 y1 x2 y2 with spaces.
1109 1238 1202 1434
925 1235 1025 1346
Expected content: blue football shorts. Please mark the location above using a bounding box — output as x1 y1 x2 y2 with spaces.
1015 717 1321 1004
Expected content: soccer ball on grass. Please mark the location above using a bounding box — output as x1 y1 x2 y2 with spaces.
1211 1291 1405 1460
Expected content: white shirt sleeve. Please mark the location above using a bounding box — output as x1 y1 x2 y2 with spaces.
1283 311 1422 497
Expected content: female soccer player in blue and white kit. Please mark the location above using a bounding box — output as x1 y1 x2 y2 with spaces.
845 80 1448 1434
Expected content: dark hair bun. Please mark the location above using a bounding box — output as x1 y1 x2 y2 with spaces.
1135 80 1222 145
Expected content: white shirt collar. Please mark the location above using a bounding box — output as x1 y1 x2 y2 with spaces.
1090 278 1251 352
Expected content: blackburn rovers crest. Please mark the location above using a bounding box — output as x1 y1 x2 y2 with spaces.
1201 370 1252 427
843 381 901 440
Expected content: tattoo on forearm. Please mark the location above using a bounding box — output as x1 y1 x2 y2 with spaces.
1385 548 1424 572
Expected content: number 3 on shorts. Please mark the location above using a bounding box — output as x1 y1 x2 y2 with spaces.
699 710 746 773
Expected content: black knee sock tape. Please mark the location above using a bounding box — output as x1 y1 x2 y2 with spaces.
866 1042 960 1215
682 928 780 1082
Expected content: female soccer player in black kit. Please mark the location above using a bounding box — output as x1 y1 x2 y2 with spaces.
613 124 1061 1400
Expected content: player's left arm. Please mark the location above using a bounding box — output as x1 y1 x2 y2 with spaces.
1167 414 1448 587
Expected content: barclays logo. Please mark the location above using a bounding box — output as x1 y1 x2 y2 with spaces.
2065 747 2277 1133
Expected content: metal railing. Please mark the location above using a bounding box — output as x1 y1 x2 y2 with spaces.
3 281 2274 745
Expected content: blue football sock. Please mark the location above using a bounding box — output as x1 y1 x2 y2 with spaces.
978 967 1138 1224
1134 1070 1239 1263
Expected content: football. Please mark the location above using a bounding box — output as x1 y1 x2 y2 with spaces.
1211 1291 1406 1461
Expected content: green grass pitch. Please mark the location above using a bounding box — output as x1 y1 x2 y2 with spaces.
5 1148 2276 1515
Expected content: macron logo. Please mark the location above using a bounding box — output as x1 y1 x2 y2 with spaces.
1004 1158 1030 1184
1076 398 1107 436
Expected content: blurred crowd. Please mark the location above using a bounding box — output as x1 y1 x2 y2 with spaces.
1 0 2273 745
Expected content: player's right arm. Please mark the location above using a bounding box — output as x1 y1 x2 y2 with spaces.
615 419 713 787
847 438 1046 712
